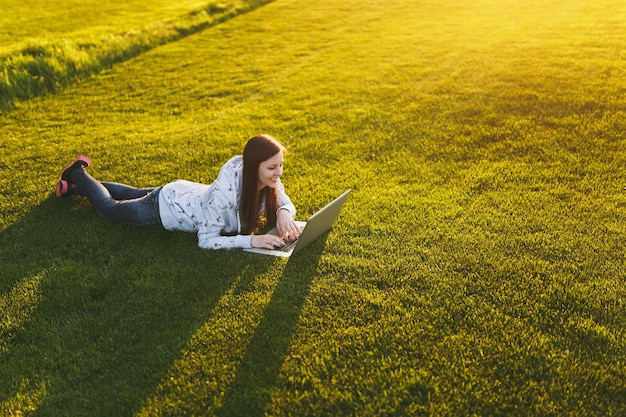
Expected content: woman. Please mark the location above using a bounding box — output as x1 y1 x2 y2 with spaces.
55 134 301 250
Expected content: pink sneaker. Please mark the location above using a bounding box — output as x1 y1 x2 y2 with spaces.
55 180 78 197
55 156 91 197
60 155 91 182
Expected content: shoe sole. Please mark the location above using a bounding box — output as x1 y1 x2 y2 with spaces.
55 180 69 197
61 156 91 177
60 155 91 181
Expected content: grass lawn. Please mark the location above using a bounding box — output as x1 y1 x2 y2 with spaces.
0 0 273 110
1 0 626 416
0 0 208 46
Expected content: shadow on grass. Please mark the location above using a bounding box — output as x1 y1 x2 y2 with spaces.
216 235 328 417
0 195 274 416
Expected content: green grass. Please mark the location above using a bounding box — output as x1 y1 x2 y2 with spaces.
0 0 273 111
0 0 209 46
1 0 626 415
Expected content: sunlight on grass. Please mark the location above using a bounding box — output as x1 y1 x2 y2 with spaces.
0 273 44 355
0 0 207 46
0 274 47 417
0 377 47 417
0 0 274 110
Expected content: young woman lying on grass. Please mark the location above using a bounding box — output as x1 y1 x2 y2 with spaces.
54 134 302 250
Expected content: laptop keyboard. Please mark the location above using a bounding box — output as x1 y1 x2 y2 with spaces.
276 239 298 252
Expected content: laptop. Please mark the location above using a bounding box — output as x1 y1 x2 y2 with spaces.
244 189 351 257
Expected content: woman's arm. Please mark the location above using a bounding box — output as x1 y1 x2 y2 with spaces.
197 233 252 250
198 227 288 250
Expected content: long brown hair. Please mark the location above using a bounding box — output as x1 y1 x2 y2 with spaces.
239 134 286 233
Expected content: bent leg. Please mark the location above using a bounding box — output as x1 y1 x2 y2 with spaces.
71 169 162 227
101 182 158 200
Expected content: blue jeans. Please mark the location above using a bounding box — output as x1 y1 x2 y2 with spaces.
71 169 162 227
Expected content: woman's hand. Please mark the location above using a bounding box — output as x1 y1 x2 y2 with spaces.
251 234 287 250
276 208 301 241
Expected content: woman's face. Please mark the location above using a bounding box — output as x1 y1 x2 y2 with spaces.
257 151 284 190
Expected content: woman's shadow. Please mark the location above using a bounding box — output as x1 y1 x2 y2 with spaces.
216 232 329 417
0 195 275 416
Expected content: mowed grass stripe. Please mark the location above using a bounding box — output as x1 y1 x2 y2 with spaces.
1 0 625 416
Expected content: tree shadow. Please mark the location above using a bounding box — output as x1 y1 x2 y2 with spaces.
0 195 274 416
216 234 329 417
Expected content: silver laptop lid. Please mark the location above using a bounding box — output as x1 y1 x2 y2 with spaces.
292 189 351 255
